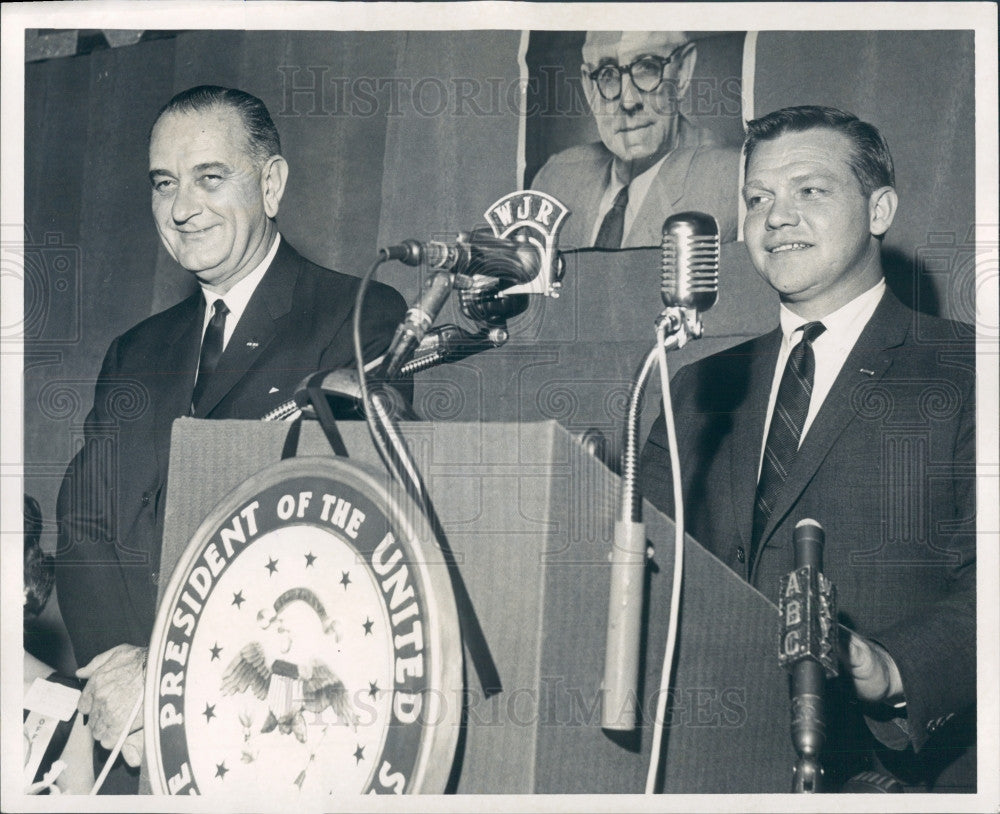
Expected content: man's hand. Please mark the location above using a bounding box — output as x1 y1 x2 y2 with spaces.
76 644 146 767
843 631 905 705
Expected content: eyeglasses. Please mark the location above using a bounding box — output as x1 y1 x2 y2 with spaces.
585 44 690 102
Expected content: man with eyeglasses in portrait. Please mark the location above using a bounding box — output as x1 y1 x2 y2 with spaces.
532 31 739 250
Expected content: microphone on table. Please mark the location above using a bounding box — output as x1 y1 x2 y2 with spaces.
379 227 556 379
380 229 539 278
779 519 838 793
601 212 720 732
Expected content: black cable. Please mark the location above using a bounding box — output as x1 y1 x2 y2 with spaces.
353 255 502 696
352 257 423 503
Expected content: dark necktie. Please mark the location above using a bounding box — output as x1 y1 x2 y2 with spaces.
593 184 629 249
192 299 229 411
750 321 826 566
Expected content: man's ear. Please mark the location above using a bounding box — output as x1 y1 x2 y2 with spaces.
675 43 697 97
868 186 897 237
261 155 289 219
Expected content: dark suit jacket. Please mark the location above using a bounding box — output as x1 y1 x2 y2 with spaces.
55 239 407 668
530 118 740 249
640 290 976 790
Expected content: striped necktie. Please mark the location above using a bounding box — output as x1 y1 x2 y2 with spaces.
750 321 826 566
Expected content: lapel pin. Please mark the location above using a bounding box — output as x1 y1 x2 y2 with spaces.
860 368 875 376
246 340 259 349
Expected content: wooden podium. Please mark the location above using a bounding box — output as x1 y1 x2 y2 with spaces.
154 418 795 793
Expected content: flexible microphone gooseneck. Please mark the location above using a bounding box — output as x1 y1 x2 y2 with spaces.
602 213 720 743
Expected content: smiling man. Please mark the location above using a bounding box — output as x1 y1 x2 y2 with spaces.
531 31 739 249
55 86 406 793
148 99 286 293
641 106 976 791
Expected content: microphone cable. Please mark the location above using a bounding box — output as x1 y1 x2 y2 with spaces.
353 257 430 514
354 254 505 697
644 318 687 794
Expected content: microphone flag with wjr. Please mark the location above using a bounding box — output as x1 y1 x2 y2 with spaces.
601 211 720 737
378 191 568 378
779 519 838 793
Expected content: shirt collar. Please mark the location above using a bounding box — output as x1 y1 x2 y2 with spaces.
200 233 281 321
778 278 887 344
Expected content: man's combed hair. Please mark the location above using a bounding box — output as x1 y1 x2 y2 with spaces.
152 85 281 165
744 105 894 197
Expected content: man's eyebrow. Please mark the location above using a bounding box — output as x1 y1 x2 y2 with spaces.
742 169 841 191
192 162 232 174
148 162 235 184
787 170 839 185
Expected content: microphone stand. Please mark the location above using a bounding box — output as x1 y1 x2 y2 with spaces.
780 519 838 793
602 306 700 732
617 308 700 533
398 323 510 377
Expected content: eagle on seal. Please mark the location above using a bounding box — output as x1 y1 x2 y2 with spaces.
220 587 359 741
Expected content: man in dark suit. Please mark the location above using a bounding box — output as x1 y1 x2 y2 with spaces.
531 31 739 248
54 85 406 789
641 106 975 790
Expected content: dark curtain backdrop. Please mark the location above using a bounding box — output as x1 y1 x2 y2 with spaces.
24 29 975 673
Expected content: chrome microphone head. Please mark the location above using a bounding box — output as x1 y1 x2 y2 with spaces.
660 211 720 313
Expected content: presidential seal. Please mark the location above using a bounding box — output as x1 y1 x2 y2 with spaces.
145 456 462 799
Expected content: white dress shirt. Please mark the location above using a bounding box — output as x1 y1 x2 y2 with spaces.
199 233 282 350
758 279 886 479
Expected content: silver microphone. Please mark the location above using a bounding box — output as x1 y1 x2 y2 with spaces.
660 211 719 314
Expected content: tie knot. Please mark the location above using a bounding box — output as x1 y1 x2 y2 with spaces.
611 184 629 209
799 321 826 344
211 299 230 318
